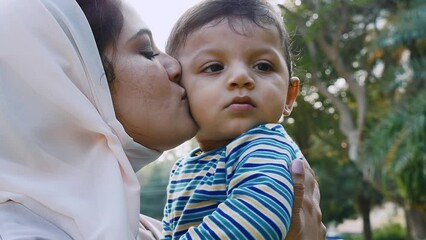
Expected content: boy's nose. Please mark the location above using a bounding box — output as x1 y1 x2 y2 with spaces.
227 67 255 90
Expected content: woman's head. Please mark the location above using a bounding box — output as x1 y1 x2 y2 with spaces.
75 0 123 82
76 0 197 151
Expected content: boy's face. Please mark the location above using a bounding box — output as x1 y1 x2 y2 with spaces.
177 19 299 151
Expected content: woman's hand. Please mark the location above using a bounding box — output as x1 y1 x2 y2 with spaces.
286 160 327 240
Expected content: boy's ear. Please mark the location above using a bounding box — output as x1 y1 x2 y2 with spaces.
283 77 300 116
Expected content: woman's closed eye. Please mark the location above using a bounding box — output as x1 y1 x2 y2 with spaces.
140 50 159 60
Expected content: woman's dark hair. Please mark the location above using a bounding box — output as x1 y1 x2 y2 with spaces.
75 0 124 82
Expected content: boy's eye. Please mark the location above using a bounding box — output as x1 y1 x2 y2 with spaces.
254 62 274 72
202 63 224 73
140 51 159 60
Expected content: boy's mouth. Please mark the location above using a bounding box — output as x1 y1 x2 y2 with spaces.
226 96 256 109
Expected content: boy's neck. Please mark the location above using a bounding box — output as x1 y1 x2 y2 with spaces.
197 138 233 152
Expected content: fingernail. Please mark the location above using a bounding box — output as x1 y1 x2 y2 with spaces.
291 160 304 174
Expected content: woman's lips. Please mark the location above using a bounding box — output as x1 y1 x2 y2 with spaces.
181 91 187 100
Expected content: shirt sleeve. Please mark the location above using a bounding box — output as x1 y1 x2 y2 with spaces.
161 203 173 240
179 133 296 240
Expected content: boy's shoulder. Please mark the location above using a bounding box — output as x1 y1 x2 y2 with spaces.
235 123 288 142
248 123 287 135
225 123 290 153
224 123 303 167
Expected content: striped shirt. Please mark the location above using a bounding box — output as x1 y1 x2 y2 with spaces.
162 124 304 240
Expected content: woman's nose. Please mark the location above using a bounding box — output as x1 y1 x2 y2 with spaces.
159 53 182 83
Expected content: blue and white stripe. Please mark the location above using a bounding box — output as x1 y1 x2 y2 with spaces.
162 124 304 240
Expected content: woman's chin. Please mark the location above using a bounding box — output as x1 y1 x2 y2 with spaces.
155 126 198 152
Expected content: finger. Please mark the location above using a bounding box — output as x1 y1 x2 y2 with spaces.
321 223 327 240
314 199 323 227
302 158 315 177
302 160 317 199
313 181 321 204
290 160 305 210
312 180 325 240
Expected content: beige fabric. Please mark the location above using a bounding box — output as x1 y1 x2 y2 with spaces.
138 215 164 240
0 201 73 240
0 0 162 239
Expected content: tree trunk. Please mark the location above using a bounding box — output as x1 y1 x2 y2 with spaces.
405 205 426 240
358 192 373 240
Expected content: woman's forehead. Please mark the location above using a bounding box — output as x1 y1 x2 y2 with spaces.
120 1 150 38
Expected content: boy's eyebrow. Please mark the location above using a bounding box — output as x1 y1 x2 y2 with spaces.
127 29 152 43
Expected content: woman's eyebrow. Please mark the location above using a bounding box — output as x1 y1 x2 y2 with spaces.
127 29 152 43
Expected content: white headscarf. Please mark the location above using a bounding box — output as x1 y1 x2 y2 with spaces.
0 0 161 239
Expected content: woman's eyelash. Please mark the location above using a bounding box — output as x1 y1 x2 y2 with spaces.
140 51 159 60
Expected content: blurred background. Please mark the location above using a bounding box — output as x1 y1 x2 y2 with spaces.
135 0 426 239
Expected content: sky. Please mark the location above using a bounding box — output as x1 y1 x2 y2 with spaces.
127 0 201 51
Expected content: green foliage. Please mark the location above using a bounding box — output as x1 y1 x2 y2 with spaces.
284 96 362 224
364 0 426 209
411 58 426 80
372 223 406 240
343 224 407 240
343 233 363 240
375 0 426 48
316 161 361 224
138 160 175 220
366 92 426 206
282 0 426 237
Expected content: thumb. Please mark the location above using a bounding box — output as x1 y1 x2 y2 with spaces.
290 160 305 210
287 160 306 238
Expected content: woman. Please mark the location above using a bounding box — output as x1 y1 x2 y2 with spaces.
0 0 325 239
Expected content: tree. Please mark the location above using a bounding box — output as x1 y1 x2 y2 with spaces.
364 0 426 238
281 0 426 239
365 93 426 240
284 95 366 225
279 1 399 239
